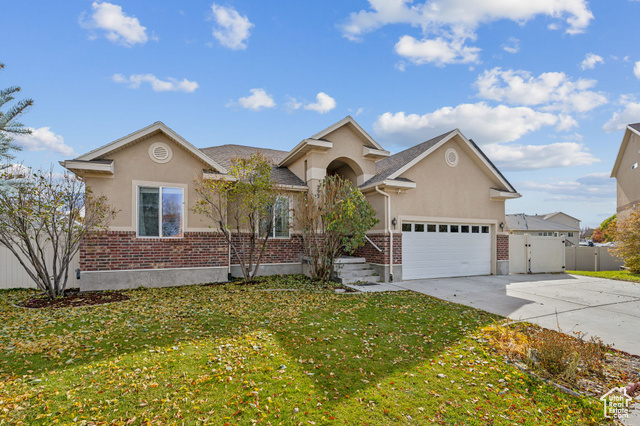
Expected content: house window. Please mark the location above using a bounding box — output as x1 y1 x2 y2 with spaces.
461 225 469 233
260 197 290 238
415 224 425 232
138 186 184 238
439 224 448 233
450 225 459 233
472 226 480 233
427 224 436 232
568 232 574 237
402 223 412 232
482 226 489 234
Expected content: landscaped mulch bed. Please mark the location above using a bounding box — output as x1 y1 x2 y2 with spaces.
18 290 129 309
481 321 640 399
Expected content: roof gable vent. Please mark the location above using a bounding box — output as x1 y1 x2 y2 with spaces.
445 148 459 167
149 142 173 164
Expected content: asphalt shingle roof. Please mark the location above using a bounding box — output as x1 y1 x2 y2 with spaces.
361 130 456 187
629 123 640 133
199 144 306 187
506 214 578 232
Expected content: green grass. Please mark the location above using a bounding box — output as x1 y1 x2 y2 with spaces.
0 275 607 425
568 269 640 283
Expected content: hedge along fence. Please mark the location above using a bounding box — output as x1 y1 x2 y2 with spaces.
0 243 80 289
565 246 624 272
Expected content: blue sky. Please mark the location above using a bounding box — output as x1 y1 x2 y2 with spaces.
2 0 639 227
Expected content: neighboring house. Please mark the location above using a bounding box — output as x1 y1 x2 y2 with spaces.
61 116 521 290
612 123 640 222
505 213 580 246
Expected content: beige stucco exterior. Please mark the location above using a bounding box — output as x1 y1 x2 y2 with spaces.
287 124 379 192
65 117 520 285
614 130 640 222
84 133 212 232
388 138 506 225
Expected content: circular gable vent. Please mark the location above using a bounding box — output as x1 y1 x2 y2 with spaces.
149 142 173 164
445 148 458 167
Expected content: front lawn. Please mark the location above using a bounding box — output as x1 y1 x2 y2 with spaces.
568 270 640 283
0 276 607 424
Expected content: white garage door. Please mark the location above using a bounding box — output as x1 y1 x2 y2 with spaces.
402 222 492 280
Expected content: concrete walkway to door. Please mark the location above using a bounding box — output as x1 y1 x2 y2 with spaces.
374 274 640 356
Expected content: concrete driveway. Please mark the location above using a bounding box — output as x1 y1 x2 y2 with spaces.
390 273 640 356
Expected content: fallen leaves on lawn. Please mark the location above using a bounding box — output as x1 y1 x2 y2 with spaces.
0 277 608 425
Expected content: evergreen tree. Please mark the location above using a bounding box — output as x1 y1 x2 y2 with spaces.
0 62 33 191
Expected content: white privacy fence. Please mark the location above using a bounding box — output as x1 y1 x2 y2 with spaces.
0 244 80 289
565 246 624 271
509 234 565 274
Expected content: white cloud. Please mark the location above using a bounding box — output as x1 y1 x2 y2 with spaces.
2 164 31 177
210 4 253 50
518 172 615 201
11 127 76 156
112 74 199 92
482 142 599 171
304 93 337 114
634 61 640 79
341 0 592 40
284 96 303 112
341 0 592 65
373 102 573 145
228 88 276 111
502 37 519 54
394 34 480 66
603 96 640 132
475 68 607 113
580 53 604 70
80 2 148 47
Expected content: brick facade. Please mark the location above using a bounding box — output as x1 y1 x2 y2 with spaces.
497 234 509 261
230 233 304 265
354 233 402 265
80 231 228 271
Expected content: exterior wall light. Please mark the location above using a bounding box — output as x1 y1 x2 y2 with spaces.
391 218 397 229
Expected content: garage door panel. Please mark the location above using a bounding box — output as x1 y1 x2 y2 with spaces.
402 223 491 280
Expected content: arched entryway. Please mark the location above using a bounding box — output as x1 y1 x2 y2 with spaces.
326 157 363 186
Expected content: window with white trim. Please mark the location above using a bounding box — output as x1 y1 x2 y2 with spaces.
567 232 574 237
260 197 290 238
138 186 184 238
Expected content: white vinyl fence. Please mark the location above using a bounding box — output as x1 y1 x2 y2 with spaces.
509 234 565 274
0 244 80 289
565 246 624 271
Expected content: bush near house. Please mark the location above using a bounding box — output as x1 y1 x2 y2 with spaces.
296 175 378 282
614 208 640 273
194 153 280 282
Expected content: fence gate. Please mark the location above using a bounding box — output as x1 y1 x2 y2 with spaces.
509 234 565 274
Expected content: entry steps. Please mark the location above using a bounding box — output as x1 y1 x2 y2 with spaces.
332 257 380 284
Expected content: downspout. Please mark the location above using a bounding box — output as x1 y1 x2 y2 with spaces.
375 186 393 281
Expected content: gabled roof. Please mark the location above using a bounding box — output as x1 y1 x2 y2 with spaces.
278 116 389 167
506 214 579 232
611 123 640 178
361 129 518 194
311 116 385 151
73 121 227 173
543 212 580 222
200 144 306 187
362 130 455 187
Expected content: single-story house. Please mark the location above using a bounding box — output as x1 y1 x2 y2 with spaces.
61 116 521 290
612 122 640 222
505 212 580 246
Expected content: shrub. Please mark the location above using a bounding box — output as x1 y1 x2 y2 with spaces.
614 207 640 273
